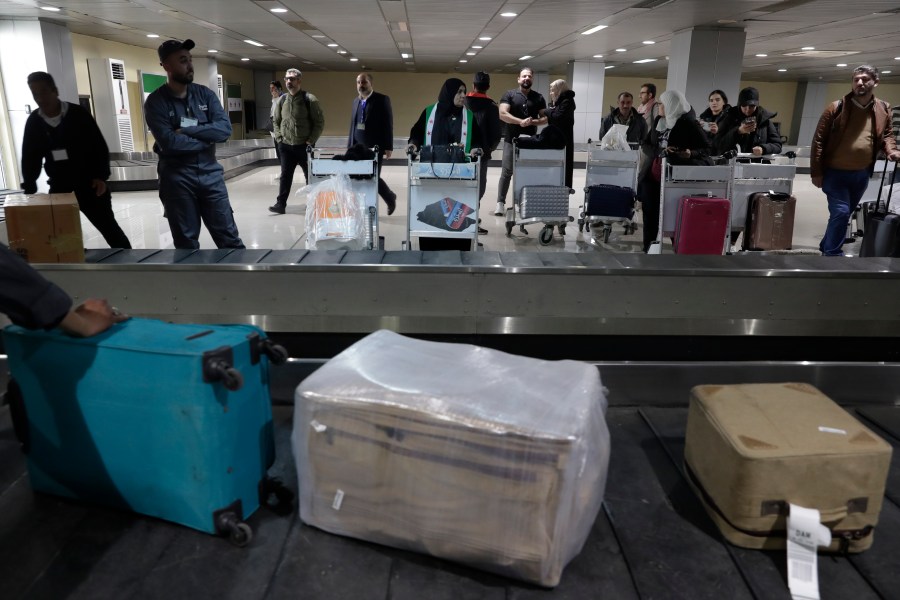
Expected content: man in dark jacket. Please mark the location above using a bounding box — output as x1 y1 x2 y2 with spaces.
598 92 647 145
1 244 126 335
465 72 501 205
21 72 131 249
348 73 396 215
713 87 782 157
144 39 244 249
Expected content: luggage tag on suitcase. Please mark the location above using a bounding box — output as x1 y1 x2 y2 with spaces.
786 504 832 600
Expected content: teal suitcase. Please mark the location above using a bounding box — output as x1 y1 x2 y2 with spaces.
2 317 288 545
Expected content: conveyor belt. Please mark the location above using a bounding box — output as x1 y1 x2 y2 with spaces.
16 250 900 362
1 360 899 599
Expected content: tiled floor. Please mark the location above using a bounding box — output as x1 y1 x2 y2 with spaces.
77 156 854 256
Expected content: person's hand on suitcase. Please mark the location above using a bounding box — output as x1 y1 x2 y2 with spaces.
59 298 129 337
666 146 691 159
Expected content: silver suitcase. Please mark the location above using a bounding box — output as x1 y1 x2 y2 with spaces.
519 185 570 220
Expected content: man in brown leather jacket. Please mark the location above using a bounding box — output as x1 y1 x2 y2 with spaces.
812 65 900 255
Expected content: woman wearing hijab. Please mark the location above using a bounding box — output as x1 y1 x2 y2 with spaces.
542 79 576 189
408 78 484 250
638 89 711 252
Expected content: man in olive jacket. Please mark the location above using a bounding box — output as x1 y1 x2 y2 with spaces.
811 65 900 255
270 68 325 214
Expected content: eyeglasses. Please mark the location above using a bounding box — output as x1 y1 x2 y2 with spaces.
284 76 298 81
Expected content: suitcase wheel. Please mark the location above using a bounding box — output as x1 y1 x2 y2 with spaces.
219 513 253 547
260 339 290 365
539 227 554 245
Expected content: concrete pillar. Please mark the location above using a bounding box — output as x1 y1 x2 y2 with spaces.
790 81 829 146
0 19 78 189
567 60 606 144
666 27 746 117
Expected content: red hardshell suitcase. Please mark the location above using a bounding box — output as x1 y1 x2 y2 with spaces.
673 196 730 255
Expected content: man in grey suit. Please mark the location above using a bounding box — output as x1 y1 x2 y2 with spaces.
348 73 396 215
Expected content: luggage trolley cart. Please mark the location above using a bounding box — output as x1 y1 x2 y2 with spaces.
578 145 640 243
405 149 481 250
506 142 573 245
730 151 797 250
649 155 735 255
307 146 381 250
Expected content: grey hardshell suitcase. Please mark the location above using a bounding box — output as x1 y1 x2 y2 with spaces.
519 185 570 220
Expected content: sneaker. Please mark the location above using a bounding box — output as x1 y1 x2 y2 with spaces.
494 201 505 216
268 203 286 215
384 192 397 216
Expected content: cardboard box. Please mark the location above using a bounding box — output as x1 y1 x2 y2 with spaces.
5 194 84 263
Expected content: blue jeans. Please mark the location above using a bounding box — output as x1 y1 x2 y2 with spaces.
819 167 870 256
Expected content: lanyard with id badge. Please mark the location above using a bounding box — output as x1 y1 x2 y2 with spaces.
356 98 367 132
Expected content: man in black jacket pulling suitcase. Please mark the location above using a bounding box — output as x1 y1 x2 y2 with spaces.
812 65 900 256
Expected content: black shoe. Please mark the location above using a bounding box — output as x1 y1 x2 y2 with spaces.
268 203 285 214
478 227 489 235
385 192 397 216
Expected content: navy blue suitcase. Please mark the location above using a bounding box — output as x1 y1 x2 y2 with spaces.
584 185 634 219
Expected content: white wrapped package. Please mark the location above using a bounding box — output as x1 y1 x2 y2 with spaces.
304 174 366 250
292 330 610 587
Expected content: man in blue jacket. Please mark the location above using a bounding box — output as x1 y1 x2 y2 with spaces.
144 39 244 249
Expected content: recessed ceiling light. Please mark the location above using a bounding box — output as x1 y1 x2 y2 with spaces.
40 6 60 12
519 55 532 60
270 7 288 13
581 25 607 35
208 49 218 53
472 45 483 49
604 65 615 70
501 12 517 17
756 54 767 57
312 35 325 38
633 58 657 64
593 54 604 58
479 36 492 41
883 70 892 74
350 58 359 62
466 52 476 56
337 50 346 54
615 48 627 53
147 34 159 38
244 39 264 47
642 40 655 45
241 58 250 62
836 63 847 67
895 57 900 60
459 59 468 63
401 53 411 59
778 68 787 72
801 46 814 50
327 43 339 47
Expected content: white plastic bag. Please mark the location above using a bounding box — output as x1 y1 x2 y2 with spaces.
303 175 366 250
600 124 630 151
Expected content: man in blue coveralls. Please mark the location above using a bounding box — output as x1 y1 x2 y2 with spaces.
144 39 244 249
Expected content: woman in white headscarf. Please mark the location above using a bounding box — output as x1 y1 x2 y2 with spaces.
638 89 711 252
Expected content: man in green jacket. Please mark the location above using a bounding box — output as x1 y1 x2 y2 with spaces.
270 68 325 214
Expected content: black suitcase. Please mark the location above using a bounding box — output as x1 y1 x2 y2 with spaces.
860 162 900 258
584 184 634 219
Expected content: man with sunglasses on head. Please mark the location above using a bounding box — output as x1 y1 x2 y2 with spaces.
144 39 244 249
270 68 325 215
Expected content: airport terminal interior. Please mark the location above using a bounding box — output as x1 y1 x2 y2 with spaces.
2 1 900 599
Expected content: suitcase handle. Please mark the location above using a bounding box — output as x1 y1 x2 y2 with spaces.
874 160 899 214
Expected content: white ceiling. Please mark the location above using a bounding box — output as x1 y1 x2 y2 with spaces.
2 0 899 81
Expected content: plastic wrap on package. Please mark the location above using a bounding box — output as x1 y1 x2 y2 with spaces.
600 124 630 151
303 174 366 250
291 330 610 587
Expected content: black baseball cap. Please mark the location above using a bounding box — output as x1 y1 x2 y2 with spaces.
158 39 195 62
738 87 759 107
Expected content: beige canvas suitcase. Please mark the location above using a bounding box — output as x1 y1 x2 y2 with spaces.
684 383 892 552
292 330 610 587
